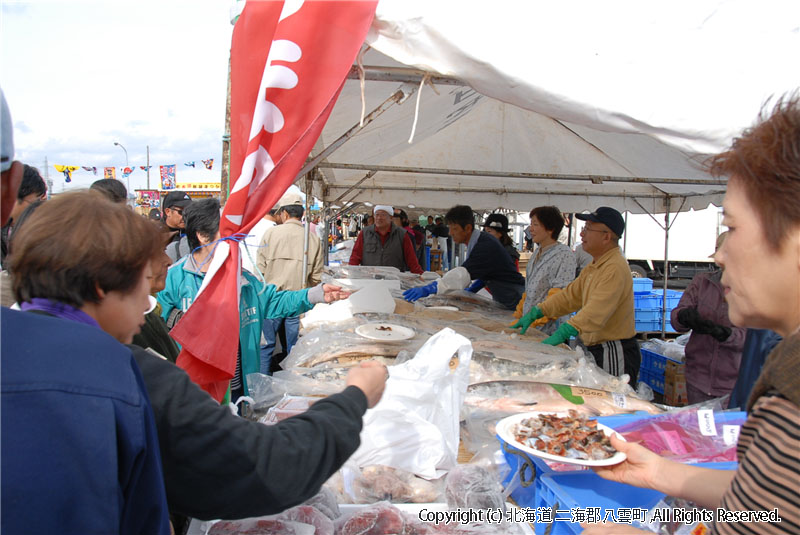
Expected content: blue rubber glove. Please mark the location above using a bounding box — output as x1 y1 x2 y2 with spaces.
510 306 543 335
465 279 485 293
403 281 438 302
542 322 579 346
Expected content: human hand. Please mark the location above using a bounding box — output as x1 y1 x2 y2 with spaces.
542 322 578 346
403 281 438 302
509 306 543 334
465 279 485 293
676 307 702 330
580 522 651 534
321 283 351 303
708 324 732 342
591 434 666 491
346 360 389 408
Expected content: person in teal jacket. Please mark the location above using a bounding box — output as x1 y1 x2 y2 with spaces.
158 198 349 402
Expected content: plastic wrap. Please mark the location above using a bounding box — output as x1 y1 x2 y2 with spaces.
206 518 315 535
349 465 444 504
445 464 506 511
302 488 341 521
277 505 335 535
245 373 290 410
280 320 425 369
333 502 407 535
641 338 686 362
616 405 744 463
257 394 319 425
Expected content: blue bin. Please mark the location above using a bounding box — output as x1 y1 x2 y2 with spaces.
638 368 665 394
533 462 737 534
632 278 653 294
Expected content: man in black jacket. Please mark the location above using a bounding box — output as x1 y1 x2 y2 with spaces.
130 345 386 525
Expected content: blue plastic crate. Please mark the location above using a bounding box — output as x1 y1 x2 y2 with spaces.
640 348 682 374
650 288 683 309
634 293 661 309
632 278 653 294
634 308 661 322
638 368 665 394
533 462 738 534
635 319 662 332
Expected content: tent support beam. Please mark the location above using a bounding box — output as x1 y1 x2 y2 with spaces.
327 184 717 200
296 86 417 181
346 65 463 86
331 170 378 205
316 162 725 186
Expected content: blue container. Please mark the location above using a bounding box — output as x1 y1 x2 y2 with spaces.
533 462 738 534
634 308 661 322
640 348 682 374
635 319 662 332
632 278 653 294
638 368 665 394
634 293 661 309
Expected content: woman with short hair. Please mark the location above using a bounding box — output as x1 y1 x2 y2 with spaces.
518 206 576 335
2 190 170 534
584 96 800 535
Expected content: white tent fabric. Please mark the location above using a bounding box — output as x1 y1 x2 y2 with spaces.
305 1 798 214
368 0 800 155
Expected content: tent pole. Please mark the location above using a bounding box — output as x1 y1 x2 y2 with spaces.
661 196 671 337
302 171 312 287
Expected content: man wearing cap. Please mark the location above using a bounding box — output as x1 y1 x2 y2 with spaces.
670 232 746 404
256 192 322 374
403 205 525 310
348 205 423 274
162 190 192 263
513 206 641 382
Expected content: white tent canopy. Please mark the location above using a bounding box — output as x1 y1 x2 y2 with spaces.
302 1 798 215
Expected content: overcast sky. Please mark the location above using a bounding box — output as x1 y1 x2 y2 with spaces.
2 0 235 194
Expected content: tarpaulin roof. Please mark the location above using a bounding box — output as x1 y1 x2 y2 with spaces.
304 1 799 214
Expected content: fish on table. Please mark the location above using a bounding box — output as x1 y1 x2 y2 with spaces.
464 380 662 417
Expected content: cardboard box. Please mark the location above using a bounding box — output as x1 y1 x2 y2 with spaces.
664 360 687 406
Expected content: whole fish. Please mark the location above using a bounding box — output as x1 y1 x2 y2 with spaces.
464 380 662 417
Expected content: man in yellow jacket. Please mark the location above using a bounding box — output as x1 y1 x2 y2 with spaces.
512 206 640 383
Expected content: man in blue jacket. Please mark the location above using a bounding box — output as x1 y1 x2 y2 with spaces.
404 205 525 309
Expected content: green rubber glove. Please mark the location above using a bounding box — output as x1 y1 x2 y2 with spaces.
510 306 544 335
542 322 579 346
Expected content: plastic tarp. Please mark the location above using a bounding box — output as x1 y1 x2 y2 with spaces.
305 0 799 214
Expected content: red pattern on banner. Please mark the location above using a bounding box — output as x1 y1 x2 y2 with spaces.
170 0 377 400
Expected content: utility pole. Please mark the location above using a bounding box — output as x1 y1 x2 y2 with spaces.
43 157 53 197
146 145 151 189
221 56 232 205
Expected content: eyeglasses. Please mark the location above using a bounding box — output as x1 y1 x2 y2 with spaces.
581 227 608 234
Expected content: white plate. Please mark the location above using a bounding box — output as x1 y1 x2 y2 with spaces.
355 322 416 341
497 411 627 467
426 305 459 311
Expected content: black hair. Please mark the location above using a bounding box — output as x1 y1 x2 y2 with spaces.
7 200 45 263
393 208 410 227
282 204 304 219
445 205 474 229
529 206 564 240
18 165 46 200
183 197 220 252
90 178 127 204
435 216 443 224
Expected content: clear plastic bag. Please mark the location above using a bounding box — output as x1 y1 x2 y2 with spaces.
349 465 444 504
445 464 506 511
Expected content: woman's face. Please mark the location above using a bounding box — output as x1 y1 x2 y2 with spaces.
484 226 503 241
716 179 800 335
94 263 153 344
529 215 551 245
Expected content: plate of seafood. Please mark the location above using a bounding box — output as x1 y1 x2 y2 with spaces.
355 322 416 341
497 410 626 467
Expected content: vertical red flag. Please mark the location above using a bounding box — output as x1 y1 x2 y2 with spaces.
169 0 377 400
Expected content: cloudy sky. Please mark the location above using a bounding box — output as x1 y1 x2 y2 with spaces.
2 0 235 194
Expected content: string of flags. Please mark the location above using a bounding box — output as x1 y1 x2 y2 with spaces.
52 158 214 190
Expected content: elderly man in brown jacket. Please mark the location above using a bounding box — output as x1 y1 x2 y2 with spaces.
256 192 323 373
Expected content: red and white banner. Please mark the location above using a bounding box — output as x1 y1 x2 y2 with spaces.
170 0 377 401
